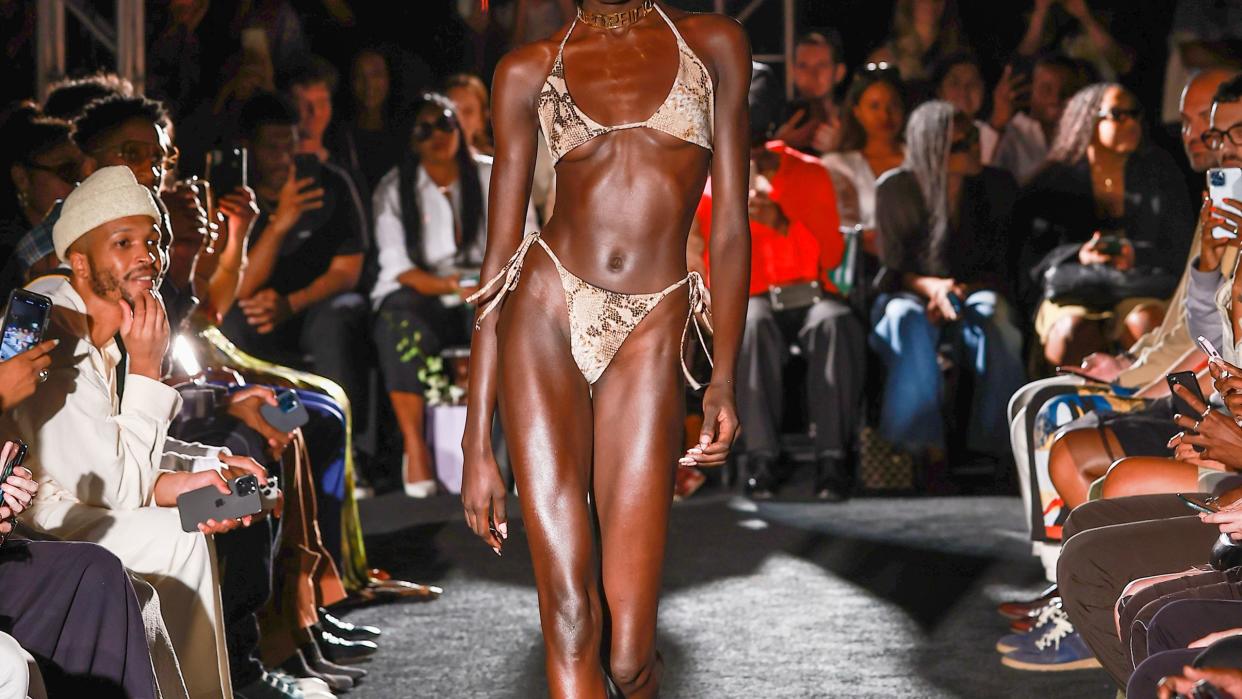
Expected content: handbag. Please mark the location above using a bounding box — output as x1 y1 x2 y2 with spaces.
1042 263 1178 308
769 280 823 311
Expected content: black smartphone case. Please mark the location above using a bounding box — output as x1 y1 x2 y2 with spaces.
177 476 263 532
1167 370 1207 418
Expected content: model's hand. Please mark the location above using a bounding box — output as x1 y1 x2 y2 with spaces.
1173 383 1242 469
0 339 57 412
461 446 507 555
238 289 292 334
681 383 740 468
119 291 170 380
226 386 293 458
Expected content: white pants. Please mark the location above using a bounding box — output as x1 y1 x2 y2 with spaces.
31 504 230 699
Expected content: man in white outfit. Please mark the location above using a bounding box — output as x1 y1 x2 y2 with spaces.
0 166 272 699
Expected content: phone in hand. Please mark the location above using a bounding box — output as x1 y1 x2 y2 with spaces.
1168 370 1208 418
1198 335 1223 362
294 154 322 184
177 474 264 533
0 289 52 362
1179 493 1221 515
0 441 27 485
206 146 248 198
1209 168 1242 240
259 389 310 433
1054 366 1110 384
1095 234 1126 256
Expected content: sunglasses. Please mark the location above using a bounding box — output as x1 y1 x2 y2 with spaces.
949 126 980 154
863 61 898 76
1097 107 1142 122
414 111 457 142
98 140 180 170
23 159 80 185
1203 124 1242 150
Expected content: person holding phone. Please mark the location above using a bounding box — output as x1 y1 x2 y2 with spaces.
371 93 537 498
773 30 847 155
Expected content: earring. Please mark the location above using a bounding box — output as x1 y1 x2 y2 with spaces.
15 189 30 210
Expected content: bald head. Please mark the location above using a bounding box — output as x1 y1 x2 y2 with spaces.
1183 69 1237 171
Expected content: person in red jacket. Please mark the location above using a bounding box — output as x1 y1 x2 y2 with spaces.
692 126 863 501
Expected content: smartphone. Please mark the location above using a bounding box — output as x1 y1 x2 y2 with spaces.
1179 493 1221 515
206 146 248 197
294 153 322 184
947 292 965 316
1209 168 1242 240
1095 234 1126 256
0 289 52 362
1054 366 1110 384
1168 370 1208 417
1198 335 1223 361
0 441 26 485
259 389 310 433
177 474 263 533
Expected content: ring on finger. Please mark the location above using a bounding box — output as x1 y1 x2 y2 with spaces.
37 370 48 383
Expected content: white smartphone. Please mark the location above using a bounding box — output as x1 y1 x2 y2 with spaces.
1208 168 1242 239
1198 335 1222 360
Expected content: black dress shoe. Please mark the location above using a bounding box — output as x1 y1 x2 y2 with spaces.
315 627 378 664
744 457 777 499
814 457 850 502
319 607 381 641
302 636 368 680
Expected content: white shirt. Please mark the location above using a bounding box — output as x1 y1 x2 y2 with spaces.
821 150 885 229
993 112 1049 186
370 153 538 307
0 276 226 530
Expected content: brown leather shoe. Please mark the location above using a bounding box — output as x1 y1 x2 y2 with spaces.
997 585 1059 620
365 578 443 602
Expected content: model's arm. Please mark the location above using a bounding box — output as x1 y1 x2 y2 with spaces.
460 46 545 552
689 17 751 467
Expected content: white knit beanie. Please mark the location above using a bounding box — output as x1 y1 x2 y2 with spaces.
52 166 161 261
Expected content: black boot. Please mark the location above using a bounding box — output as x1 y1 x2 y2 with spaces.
319 607 381 642
814 456 850 502
744 456 777 499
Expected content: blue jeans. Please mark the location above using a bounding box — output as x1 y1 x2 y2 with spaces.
870 290 1026 454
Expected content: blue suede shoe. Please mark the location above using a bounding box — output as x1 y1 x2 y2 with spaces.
1001 609 1102 671
996 599 1062 653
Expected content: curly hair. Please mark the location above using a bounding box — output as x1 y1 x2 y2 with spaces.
1045 83 1127 166
71 94 169 153
42 73 134 120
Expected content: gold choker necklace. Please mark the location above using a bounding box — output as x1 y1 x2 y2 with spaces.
577 1 655 29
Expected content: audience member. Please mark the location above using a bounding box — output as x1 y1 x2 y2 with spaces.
867 0 970 97
931 53 999 164
693 123 862 501
822 66 905 241
993 54 1083 185
871 101 1024 481
1018 0 1133 82
285 56 370 210
1017 83 1192 368
221 93 371 431
40 73 135 121
774 30 847 155
446 73 495 156
340 48 404 194
371 93 536 498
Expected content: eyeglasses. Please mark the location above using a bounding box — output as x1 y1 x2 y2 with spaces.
97 140 179 171
22 159 80 185
1097 107 1142 122
949 126 980 154
1202 124 1242 150
413 111 457 142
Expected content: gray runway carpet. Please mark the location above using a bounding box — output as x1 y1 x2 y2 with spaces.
335 491 1115 698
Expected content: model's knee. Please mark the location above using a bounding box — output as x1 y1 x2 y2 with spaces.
543 587 602 664
608 643 659 694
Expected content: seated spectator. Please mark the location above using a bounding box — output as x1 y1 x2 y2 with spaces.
1017 83 1192 368
0 341 160 698
0 166 274 699
221 92 371 426
1018 0 1133 82
774 30 847 156
285 56 370 210
692 122 862 501
866 0 970 97
40 73 134 121
931 53 1000 164
446 73 494 156
339 48 404 195
0 107 81 293
822 66 906 246
371 93 536 497
992 54 1083 186
871 101 1025 481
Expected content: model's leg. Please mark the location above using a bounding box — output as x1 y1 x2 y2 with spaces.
589 285 693 698
494 252 604 699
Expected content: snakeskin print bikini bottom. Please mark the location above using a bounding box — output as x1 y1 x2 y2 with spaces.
467 232 713 389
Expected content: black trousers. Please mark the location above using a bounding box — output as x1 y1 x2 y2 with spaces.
1058 494 1220 686
372 287 472 396
736 296 864 464
0 540 156 698
221 292 372 432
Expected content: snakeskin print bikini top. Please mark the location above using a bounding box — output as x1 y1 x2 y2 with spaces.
538 3 714 164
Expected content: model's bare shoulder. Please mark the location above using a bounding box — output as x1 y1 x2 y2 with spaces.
493 40 559 100
675 12 751 80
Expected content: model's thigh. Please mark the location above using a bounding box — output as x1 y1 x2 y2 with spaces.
590 286 688 662
494 253 598 623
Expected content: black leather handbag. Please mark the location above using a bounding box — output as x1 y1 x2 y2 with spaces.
1042 263 1179 308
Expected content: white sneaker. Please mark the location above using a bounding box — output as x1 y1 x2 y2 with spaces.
404 479 438 498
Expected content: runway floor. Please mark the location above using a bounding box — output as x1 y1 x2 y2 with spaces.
334 486 1114 698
